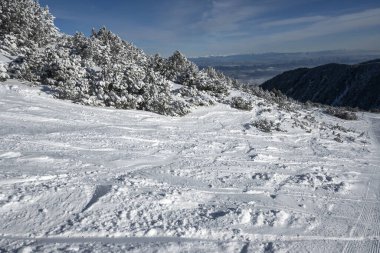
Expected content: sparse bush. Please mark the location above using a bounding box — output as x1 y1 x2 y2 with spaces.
174 86 216 106
251 119 281 133
254 119 273 132
230 96 253 111
257 108 272 115
325 107 358 120
330 124 352 133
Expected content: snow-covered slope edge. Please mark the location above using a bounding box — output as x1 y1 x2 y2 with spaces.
1 80 379 252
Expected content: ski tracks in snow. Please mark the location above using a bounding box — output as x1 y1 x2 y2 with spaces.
343 115 380 253
1 82 380 252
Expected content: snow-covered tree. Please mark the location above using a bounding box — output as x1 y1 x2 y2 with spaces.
0 0 58 55
162 51 199 84
0 62 9 81
192 67 230 96
1 0 252 116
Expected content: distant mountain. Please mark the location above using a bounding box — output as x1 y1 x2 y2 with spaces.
261 59 380 111
190 51 380 85
190 51 380 67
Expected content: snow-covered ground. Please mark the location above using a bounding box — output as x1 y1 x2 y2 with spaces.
0 80 379 252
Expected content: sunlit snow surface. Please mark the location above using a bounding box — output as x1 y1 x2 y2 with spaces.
0 80 380 253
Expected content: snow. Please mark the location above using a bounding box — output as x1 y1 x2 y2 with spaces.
0 80 380 252
371 115 380 146
169 81 183 91
0 53 12 63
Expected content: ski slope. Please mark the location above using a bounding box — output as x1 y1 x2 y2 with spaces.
0 80 379 252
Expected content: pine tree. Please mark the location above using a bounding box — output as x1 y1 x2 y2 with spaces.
1 0 250 116
0 62 9 81
0 0 58 55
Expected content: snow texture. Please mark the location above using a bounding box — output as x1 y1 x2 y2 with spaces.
0 1 380 252
0 80 379 252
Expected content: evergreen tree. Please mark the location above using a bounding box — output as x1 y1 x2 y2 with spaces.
1 0 252 116
0 62 9 81
0 0 58 55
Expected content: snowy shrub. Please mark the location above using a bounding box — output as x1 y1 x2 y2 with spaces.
167 99 192 116
245 85 270 100
333 136 343 143
243 85 298 111
230 96 253 111
253 119 274 133
0 63 9 81
257 108 272 115
250 119 281 133
174 86 216 106
325 107 358 120
6 26 192 115
0 0 58 55
161 51 199 84
193 67 230 96
155 52 231 98
1 0 257 116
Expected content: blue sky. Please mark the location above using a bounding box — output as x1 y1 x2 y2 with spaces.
39 0 380 57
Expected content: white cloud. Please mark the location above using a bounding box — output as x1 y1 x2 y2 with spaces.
192 7 380 56
192 0 262 34
261 8 380 42
261 15 326 28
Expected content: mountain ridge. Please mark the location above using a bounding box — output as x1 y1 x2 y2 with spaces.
261 59 380 111
190 50 380 85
